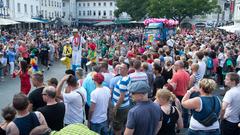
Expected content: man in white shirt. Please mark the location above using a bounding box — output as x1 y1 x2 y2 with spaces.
88 73 111 134
70 29 86 72
196 51 206 80
221 72 240 135
56 75 85 125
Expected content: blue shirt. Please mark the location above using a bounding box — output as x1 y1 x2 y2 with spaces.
82 73 96 106
7 50 16 62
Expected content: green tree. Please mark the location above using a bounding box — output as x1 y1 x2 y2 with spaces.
114 0 148 20
147 0 217 23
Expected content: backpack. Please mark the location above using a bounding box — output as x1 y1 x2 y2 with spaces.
207 57 213 69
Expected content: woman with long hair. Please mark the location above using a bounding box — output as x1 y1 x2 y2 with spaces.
155 89 183 135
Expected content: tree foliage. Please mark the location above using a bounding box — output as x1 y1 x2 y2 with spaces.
114 0 148 20
147 0 218 23
115 0 217 23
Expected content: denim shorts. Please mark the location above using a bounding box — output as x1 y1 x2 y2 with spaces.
90 121 108 135
188 128 220 135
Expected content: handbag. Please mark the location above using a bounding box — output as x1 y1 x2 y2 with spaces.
198 97 218 127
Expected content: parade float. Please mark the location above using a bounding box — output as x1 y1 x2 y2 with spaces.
143 18 179 44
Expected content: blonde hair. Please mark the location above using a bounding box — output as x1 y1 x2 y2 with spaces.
191 63 199 72
199 79 217 94
156 88 176 102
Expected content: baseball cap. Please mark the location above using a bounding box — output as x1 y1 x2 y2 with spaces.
129 81 150 94
93 73 104 84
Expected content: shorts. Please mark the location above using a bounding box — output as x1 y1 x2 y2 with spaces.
112 108 129 131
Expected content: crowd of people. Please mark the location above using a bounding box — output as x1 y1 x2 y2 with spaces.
0 26 240 135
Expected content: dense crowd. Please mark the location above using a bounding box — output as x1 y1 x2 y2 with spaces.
0 26 240 135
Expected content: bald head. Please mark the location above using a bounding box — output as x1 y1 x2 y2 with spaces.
175 60 184 68
42 86 56 99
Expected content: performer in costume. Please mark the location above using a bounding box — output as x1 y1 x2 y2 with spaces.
61 40 72 70
70 29 86 72
87 39 97 70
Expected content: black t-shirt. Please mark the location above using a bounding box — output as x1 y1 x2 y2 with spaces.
153 76 166 97
28 87 46 111
37 102 65 131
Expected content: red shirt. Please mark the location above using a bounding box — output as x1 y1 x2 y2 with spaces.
18 45 29 58
171 69 190 96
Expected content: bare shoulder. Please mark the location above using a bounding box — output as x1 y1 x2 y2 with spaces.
6 122 19 135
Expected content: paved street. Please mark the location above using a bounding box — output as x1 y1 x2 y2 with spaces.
0 61 66 121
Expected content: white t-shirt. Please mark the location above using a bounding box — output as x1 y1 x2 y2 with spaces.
70 36 86 51
63 88 85 124
218 53 225 67
102 72 114 87
197 61 206 80
223 85 240 123
90 86 111 123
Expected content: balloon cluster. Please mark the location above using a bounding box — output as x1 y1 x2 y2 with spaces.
144 18 179 26
30 58 39 73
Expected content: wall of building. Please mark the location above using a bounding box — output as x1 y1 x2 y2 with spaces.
40 0 63 20
76 0 116 21
234 0 240 24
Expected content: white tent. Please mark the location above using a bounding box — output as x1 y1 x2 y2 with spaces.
0 18 20 25
218 24 240 33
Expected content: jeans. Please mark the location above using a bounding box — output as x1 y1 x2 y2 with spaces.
90 121 108 135
188 129 220 135
221 119 240 135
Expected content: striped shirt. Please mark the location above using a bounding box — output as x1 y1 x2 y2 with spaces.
112 76 131 109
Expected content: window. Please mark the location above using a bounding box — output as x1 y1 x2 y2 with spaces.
41 0 44 6
110 10 112 16
103 10 106 16
63 12 65 17
79 11 81 16
87 3 90 6
87 11 89 16
63 2 65 7
83 3 85 7
98 3 101 6
52 12 54 18
24 4 27 13
49 12 51 18
45 11 47 18
103 2 106 6
52 1 54 6
110 2 113 6
93 11 96 16
17 3 20 12
79 3 81 7
83 11 85 16
98 11 101 16
45 0 47 6
55 1 56 7
6 0 9 8
93 3 96 6
48 0 50 6
89 10 91 16
31 5 33 13
36 6 38 15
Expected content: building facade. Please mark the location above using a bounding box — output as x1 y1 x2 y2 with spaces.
39 0 63 20
234 0 240 24
77 0 116 22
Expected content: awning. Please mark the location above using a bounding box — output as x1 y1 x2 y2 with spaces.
14 17 44 23
32 18 49 23
0 18 20 25
94 21 114 26
218 24 240 33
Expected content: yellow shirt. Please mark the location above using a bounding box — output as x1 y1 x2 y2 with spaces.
63 45 72 57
